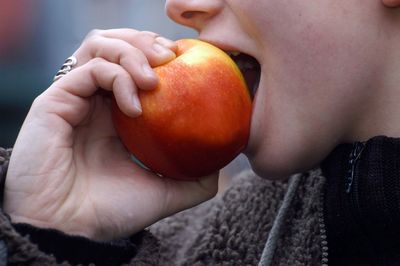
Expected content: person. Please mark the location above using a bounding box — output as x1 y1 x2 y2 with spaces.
1 0 400 265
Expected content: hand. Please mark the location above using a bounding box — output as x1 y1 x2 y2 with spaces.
4 29 218 241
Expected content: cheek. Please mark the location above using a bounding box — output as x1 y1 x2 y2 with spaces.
260 0 382 124
247 5 382 177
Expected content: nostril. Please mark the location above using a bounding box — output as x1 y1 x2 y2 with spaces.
182 11 208 20
165 0 223 26
182 11 196 19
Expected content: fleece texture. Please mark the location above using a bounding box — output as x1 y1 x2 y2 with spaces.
150 169 325 266
1 147 325 265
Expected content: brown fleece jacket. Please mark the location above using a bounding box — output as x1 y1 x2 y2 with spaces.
0 148 325 265
150 169 325 265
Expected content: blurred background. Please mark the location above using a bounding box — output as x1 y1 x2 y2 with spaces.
0 0 196 147
0 0 251 186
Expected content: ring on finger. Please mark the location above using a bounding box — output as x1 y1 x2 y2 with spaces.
53 56 78 82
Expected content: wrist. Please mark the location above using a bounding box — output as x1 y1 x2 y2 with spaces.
9 212 96 240
0 148 12 206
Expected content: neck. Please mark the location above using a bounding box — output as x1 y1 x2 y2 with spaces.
345 31 400 142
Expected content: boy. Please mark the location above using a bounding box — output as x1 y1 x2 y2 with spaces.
2 0 400 265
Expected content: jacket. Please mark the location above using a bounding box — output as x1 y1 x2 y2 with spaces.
0 146 326 265
2 136 400 265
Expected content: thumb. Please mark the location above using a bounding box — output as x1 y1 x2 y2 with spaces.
160 172 219 218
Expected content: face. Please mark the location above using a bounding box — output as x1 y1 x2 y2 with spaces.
165 0 389 178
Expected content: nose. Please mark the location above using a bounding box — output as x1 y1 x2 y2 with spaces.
165 0 223 31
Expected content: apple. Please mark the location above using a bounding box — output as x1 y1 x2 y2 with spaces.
111 39 252 180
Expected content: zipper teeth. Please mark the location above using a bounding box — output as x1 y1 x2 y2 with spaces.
350 143 364 214
345 142 365 194
318 188 329 266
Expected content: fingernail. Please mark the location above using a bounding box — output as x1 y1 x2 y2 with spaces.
132 96 142 113
155 36 176 47
153 43 174 56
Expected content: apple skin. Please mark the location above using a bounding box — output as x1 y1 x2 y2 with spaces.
112 39 252 180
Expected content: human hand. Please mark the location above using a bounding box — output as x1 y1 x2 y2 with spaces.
4 29 218 241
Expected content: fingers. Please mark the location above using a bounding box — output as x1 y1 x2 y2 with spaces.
160 172 220 218
44 58 141 126
49 28 177 120
79 37 158 91
99 29 178 65
73 29 177 90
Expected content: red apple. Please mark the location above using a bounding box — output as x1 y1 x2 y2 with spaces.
112 39 252 180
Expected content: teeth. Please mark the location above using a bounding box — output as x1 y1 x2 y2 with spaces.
228 51 241 56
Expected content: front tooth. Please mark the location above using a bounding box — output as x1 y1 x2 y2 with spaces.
229 51 240 56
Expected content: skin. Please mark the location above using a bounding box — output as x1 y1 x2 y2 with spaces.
4 0 400 240
166 0 400 177
5 30 218 241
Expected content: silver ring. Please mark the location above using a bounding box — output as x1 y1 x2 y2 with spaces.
53 56 78 82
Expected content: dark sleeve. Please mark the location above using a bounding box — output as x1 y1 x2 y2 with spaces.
0 148 11 205
12 224 160 266
0 148 161 266
322 136 400 266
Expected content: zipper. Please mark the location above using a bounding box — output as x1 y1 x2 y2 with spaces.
346 142 384 265
345 142 365 194
318 186 329 266
347 142 365 237
318 142 364 266
346 142 365 257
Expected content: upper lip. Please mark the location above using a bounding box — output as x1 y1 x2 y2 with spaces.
198 38 257 59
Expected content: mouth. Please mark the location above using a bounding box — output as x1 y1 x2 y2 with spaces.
227 51 261 99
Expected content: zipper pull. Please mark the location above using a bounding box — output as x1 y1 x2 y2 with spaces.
345 142 365 194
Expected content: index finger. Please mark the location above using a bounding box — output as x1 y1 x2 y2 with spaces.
83 29 178 67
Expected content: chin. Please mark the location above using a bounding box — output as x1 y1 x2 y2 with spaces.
248 157 294 180
244 145 317 180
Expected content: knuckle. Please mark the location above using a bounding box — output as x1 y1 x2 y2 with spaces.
78 33 103 55
86 58 109 75
31 93 51 113
140 30 159 38
108 42 145 67
89 57 106 66
87 57 128 78
120 46 147 64
82 34 102 49
130 31 159 47
31 93 45 107
118 40 138 54
86 29 103 38
124 28 139 35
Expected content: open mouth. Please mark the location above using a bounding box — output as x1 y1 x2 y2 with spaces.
227 52 261 99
